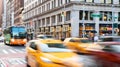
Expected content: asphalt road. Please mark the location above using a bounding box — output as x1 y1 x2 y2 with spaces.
0 43 26 67
0 42 99 67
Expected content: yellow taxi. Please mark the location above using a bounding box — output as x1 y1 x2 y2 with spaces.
26 39 83 67
64 38 103 54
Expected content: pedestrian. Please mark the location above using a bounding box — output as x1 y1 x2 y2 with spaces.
94 34 99 42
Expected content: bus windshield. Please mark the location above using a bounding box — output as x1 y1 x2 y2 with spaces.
11 27 26 38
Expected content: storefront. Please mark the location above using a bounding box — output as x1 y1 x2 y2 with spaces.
50 26 55 36
45 27 50 35
56 25 62 39
40 27 45 34
99 24 112 35
62 24 71 38
79 23 95 37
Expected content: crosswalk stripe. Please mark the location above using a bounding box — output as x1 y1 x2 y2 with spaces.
21 49 25 51
0 59 6 67
14 49 24 53
9 49 16 53
2 50 8 54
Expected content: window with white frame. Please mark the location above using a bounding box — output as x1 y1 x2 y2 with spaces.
86 0 94 3
106 0 113 4
100 0 105 3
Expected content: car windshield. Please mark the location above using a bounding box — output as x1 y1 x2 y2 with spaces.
38 35 54 39
45 36 53 38
12 27 26 38
70 39 92 43
102 45 120 53
39 43 72 52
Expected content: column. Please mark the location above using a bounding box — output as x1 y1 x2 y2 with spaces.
71 10 79 37
94 11 100 36
55 15 58 25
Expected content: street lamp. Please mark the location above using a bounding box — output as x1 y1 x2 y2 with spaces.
82 5 85 38
112 5 114 36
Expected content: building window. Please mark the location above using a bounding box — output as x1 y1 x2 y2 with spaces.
42 19 45 26
65 0 70 4
100 11 103 21
118 12 120 21
66 11 70 21
80 0 85 2
58 0 60 6
54 0 56 8
46 17 50 25
85 11 89 20
52 1 54 9
105 0 113 4
90 12 93 20
100 0 105 3
86 0 94 3
38 20 41 27
79 10 89 20
79 10 83 20
57 14 62 22
103 12 107 21
119 0 120 4
52 16 56 24
108 12 112 21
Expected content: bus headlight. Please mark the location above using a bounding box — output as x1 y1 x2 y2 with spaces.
11 39 15 42
23 39 27 42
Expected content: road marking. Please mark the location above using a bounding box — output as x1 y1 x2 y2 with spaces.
2 50 8 54
9 49 16 53
21 49 25 51
14 49 24 53
0 59 7 67
8 58 26 65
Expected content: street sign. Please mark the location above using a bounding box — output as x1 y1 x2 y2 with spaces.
91 13 102 18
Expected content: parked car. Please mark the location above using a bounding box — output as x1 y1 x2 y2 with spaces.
26 39 83 67
36 35 54 39
64 37 103 54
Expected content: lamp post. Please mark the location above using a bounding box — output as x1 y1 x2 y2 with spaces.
112 5 114 36
82 5 85 38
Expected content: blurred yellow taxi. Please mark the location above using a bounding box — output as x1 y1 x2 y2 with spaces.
64 38 103 54
26 39 83 67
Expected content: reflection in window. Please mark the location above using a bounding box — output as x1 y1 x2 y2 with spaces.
86 0 94 3
100 0 105 3
106 0 112 4
80 0 85 2
119 12 120 21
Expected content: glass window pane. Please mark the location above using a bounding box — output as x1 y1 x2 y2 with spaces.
100 0 105 3
86 0 93 2
106 0 112 4
80 0 85 2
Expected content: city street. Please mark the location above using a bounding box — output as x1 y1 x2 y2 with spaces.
0 43 26 67
0 42 99 67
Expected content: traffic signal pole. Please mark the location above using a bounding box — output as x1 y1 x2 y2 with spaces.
112 5 114 36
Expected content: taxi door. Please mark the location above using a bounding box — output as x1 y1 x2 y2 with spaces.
27 42 39 67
